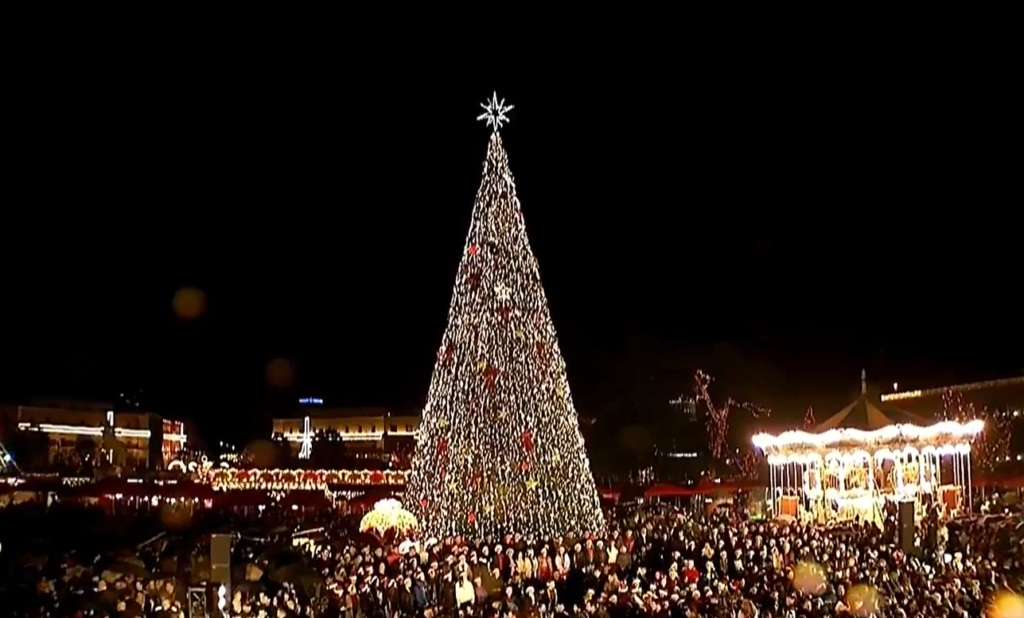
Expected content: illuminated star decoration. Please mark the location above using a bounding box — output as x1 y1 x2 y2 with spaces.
477 92 514 130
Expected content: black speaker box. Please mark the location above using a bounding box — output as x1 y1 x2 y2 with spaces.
897 501 915 554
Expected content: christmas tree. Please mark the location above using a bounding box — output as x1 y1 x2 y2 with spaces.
407 94 604 538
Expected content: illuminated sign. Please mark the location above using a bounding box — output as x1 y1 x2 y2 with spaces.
299 397 323 405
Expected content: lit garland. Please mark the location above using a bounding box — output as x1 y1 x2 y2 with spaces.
199 468 407 491
694 370 770 471
753 420 984 453
406 96 604 539
942 390 1010 472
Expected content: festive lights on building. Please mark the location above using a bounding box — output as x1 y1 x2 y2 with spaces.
881 376 1024 402
16 422 186 443
406 95 604 538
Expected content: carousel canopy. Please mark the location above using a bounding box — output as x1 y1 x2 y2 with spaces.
815 370 929 431
752 372 984 455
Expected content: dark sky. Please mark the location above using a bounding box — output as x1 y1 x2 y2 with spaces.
3 48 1020 445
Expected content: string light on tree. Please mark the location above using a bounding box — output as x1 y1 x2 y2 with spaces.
942 390 1010 472
407 94 604 538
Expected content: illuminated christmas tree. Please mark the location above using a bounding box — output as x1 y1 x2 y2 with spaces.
407 94 604 538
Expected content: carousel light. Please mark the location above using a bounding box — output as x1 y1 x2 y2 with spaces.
753 420 984 452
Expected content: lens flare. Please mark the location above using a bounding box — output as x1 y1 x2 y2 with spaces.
846 584 880 617
987 591 1024 618
172 287 206 320
792 561 826 595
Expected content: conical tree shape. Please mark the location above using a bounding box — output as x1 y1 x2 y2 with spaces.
408 131 605 538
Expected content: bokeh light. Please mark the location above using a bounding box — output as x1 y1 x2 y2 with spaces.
172 287 206 320
246 439 282 468
266 358 296 388
988 591 1024 618
159 503 193 529
792 561 826 595
846 584 880 617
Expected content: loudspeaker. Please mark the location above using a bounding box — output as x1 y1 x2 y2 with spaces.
211 534 231 584
897 501 915 554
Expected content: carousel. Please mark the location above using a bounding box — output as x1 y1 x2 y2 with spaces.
753 371 984 523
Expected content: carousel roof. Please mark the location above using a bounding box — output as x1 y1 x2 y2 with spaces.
814 370 930 431
751 371 985 454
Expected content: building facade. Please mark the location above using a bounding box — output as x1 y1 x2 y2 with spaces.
1 400 186 471
882 376 1024 471
271 406 420 463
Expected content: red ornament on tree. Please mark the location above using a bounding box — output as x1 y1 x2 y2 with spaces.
496 307 512 323
483 365 500 392
522 429 533 453
469 243 479 255
421 497 429 508
519 461 530 471
467 511 476 524
437 437 448 456
439 345 455 367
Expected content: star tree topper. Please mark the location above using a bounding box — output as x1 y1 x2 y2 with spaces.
477 92 514 130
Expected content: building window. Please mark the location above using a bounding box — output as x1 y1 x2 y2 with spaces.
371 425 376 433
390 425 398 433
406 425 413 432
357 425 362 433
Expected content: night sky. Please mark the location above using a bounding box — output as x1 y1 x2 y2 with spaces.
3 54 1020 446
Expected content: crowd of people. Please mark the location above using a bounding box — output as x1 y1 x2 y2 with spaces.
1 495 1022 618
